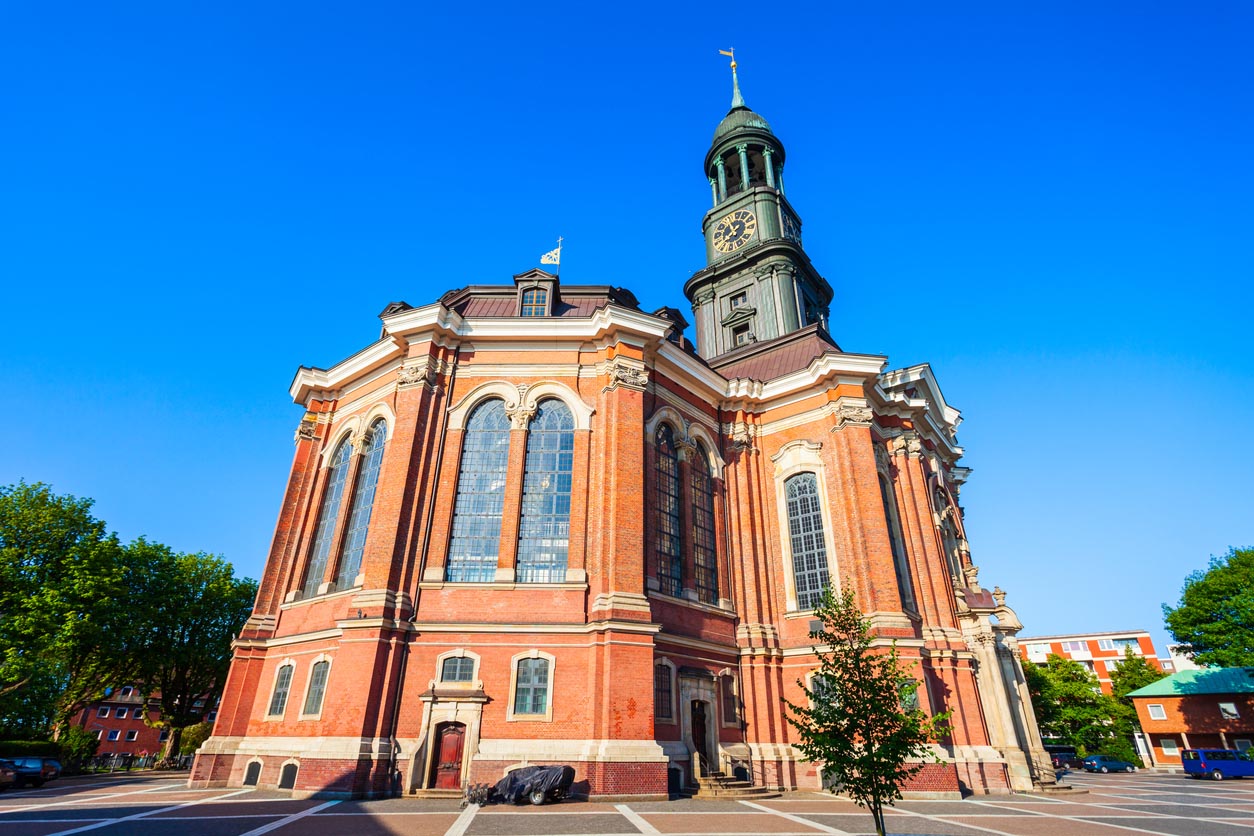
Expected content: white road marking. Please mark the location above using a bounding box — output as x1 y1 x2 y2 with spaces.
46 788 253 835
738 799 849 834
614 802 660 833
444 801 479 836
235 799 340 836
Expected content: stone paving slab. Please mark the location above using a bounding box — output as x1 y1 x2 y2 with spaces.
468 811 638 834
644 812 828 833
1081 818 1254 836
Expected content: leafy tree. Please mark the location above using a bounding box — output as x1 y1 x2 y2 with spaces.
57 725 100 770
1164 547 1254 668
1110 649 1168 710
127 540 257 759
784 588 950 836
179 721 214 756
1022 654 1141 762
0 482 140 734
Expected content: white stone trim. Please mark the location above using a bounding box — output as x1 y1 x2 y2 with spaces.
319 419 361 467
297 654 333 720
506 650 556 723
433 648 483 691
771 441 840 613
447 380 593 431
685 423 726 473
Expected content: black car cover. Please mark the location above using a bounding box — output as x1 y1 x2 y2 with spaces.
492 765 575 804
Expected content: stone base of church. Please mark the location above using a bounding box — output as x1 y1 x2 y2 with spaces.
189 736 403 798
468 759 668 800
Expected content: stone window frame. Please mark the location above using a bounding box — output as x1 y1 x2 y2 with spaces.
298 654 333 720
654 657 678 723
718 668 739 728
441 381 594 585
265 658 297 720
293 403 396 601
771 440 840 614
506 649 555 723
434 648 482 689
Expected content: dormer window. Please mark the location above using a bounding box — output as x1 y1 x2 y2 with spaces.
521 288 548 317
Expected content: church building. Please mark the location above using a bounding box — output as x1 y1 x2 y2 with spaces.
191 65 1053 799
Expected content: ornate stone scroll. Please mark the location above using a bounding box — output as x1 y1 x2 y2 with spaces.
602 359 649 392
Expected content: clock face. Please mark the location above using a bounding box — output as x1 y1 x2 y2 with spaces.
712 209 757 253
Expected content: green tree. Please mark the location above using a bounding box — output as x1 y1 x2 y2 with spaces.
1164 547 1254 668
179 721 214 756
784 588 950 836
128 540 257 760
1022 654 1139 761
0 482 140 734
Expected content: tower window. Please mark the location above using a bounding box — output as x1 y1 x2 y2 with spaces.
730 292 748 310
521 288 548 317
732 324 753 346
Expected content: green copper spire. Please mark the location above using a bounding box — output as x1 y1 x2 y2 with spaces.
720 48 747 110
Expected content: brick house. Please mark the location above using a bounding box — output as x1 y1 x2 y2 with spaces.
76 687 219 759
1130 668 1254 767
190 68 1053 799
1019 631 1164 694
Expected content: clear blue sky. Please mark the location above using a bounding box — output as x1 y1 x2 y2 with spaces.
2 3 1250 656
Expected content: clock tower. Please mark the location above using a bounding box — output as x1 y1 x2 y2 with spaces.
684 59 834 359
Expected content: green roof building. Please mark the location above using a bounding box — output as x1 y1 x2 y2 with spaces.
1129 667 1254 767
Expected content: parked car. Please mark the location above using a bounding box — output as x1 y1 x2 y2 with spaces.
1181 748 1254 781
0 759 16 789
3 757 62 788
1082 754 1136 773
1044 745 1083 769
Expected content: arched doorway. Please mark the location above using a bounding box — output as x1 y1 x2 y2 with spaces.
691 700 712 775
431 722 467 789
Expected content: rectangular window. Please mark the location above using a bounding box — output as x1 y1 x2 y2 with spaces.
1161 739 1179 756
159 729 169 741
125 730 138 741
1061 640 1087 652
107 730 120 741
732 324 752 346
1220 702 1240 720
730 291 747 309
97 707 110 718
116 708 128 719
654 665 673 721
1147 703 1167 720
268 664 294 717
302 660 330 715
120 686 133 697
1236 739 1253 752
96 730 104 740
441 657 475 683
514 658 549 715
722 675 738 723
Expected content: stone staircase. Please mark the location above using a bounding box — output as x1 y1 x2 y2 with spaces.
691 770 780 800
410 787 464 799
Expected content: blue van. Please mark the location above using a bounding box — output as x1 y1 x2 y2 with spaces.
1181 749 1254 780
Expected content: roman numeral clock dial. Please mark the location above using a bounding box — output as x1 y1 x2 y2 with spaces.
712 209 757 253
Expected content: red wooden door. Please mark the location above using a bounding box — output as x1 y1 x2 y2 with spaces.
433 723 465 789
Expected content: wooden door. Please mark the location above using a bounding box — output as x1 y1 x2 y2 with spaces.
691 700 710 773
433 723 465 789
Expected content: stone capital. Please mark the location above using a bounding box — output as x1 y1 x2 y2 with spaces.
890 431 923 458
831 400 874 430
602 359 649 393
398 356 444 390
294 416 320 443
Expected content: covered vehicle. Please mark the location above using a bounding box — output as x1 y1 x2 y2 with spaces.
492 765 576 805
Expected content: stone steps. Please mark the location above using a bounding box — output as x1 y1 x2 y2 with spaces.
691 771 781 800
410 788 464 799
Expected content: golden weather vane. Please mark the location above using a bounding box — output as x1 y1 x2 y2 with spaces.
719 48 737 69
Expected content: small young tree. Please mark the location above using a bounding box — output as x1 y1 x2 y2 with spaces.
784 588 950 836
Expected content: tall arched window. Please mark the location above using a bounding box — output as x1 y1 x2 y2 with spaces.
517 399 574 583
302 439 353 597
691 442 719 605
336 419 388 588
268 663 294 717
879 474 915 611
654 424 683 597
302 660 330 716
447 399 511 582
785 472 830 610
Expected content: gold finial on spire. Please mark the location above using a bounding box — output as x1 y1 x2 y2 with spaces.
719 48 736 69
719 48 745 109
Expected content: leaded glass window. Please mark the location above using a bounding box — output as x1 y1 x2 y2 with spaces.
516 400 574 583
521 288 547 317
786 472 830 609
514 658 549 715
302 660 329 715
336 419 388 588
447 400 511 582
268 664 294 716
879 474 915 611
654 664 673 720
302 439 352 597
691 444 718 605
654 424 683 597
441 657 474 683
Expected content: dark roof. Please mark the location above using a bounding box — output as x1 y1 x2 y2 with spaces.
1129 667 1254 698
713 105 773 144
440 285 640 318
710 324 841 381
